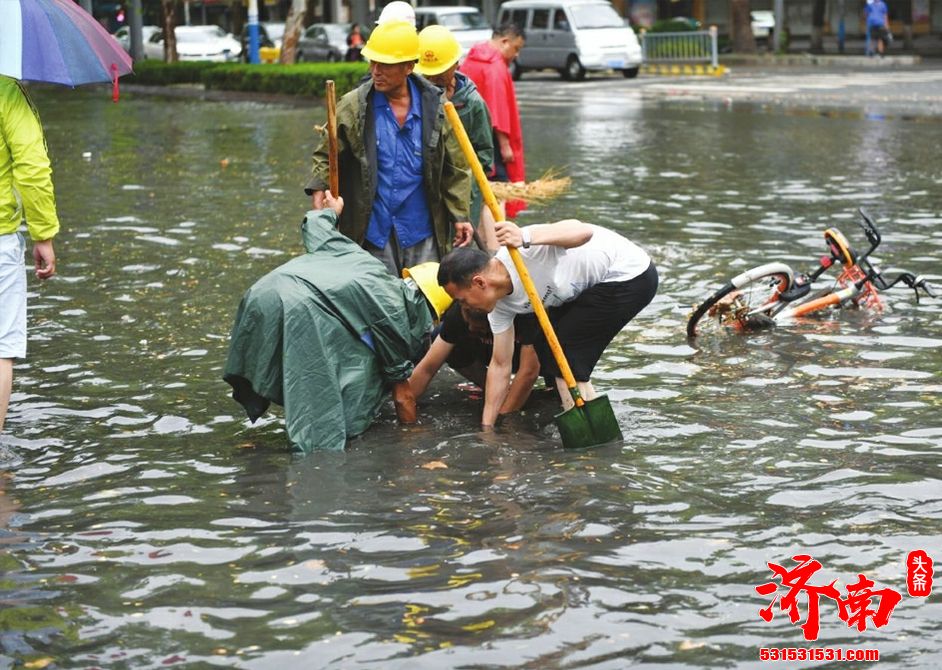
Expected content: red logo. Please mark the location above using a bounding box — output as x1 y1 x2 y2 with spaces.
756 554 902 641
907 550 934 597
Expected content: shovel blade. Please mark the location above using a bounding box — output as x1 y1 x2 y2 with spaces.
555 395 623 449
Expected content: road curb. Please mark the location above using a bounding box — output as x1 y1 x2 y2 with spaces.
720 53 922 67
641 64 728 77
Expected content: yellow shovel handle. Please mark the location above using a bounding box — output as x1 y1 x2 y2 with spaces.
443 102 583 406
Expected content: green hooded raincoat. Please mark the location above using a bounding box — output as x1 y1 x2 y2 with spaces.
223 210 433 453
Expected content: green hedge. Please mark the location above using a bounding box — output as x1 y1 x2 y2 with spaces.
127 60 222 85
126 61 370 97
203 63 370 97
648 18 702 33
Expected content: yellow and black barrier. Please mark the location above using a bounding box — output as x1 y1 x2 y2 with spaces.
640 63 728 77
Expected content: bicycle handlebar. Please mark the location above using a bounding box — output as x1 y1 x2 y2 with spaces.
869 271 937 303
856 208 882 258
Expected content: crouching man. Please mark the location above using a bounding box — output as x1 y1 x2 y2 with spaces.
437 219 658 429
223 193 453 452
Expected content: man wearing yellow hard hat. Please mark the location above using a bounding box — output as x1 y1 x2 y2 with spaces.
224 194 455 453
305 19 473 278
416 25 496 250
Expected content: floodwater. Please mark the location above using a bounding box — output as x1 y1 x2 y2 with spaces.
1 81 940 669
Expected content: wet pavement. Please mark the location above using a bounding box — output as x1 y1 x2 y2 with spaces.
0 80 939 668
516 66 942 117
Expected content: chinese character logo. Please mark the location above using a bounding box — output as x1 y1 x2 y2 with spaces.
907 550 934 597
756 554 902 641
756 555 839 641
836 574 901 633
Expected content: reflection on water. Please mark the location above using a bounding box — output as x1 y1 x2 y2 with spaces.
0 86 939 668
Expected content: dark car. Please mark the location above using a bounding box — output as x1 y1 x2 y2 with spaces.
297 23 351 62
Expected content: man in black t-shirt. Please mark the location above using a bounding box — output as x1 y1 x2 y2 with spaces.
409 303 541 414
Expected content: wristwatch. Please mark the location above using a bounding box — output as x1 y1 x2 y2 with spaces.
521 227 531 249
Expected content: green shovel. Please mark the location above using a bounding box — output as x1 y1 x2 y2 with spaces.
444 103 623 449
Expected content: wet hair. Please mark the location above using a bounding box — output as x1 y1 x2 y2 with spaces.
493 22 526 41
437 247 491 287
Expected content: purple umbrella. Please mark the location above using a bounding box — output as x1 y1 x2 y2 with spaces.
0 0 133 99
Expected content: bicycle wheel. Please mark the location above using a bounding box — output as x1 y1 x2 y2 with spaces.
687 263 794 338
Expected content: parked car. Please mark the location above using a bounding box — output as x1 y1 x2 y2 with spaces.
113 24 159 54
143 25 242 62
296 22 350 62
751 10 775 43
240 21 285 60
414 7 492 53
498 0 642 80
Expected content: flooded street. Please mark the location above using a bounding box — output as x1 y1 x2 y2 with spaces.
2 82 940 668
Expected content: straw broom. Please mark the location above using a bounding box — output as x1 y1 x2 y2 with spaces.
488 168 571 205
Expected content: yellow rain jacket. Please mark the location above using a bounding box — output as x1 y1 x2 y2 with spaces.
0 77 59 241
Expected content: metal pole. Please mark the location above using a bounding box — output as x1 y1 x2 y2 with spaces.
709 25 718 67
837 0 846 53
773 0 785 53
247 0 260 63
128 0 144 61
184 0 191 26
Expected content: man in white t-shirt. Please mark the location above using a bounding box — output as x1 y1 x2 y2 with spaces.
437 219 658 428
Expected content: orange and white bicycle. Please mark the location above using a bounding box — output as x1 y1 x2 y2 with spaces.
686 209 936 338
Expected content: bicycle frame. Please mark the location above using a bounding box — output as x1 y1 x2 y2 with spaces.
774 212 884 321
687 209 935 338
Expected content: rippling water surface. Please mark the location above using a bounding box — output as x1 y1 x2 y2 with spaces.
1 84 939 669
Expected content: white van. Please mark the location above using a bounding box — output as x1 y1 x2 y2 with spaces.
414 7 493 54
497 0 641 80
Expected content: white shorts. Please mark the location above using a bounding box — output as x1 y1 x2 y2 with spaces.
0 232 27 359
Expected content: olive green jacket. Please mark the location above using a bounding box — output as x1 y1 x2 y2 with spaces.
305 75 471 260
450 72 493 227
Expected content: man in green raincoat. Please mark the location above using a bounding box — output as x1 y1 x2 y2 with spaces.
223 193 453 453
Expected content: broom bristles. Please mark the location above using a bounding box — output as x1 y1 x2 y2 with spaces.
489 169 571 204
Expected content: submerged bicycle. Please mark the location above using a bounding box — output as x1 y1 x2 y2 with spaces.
687 209 936 338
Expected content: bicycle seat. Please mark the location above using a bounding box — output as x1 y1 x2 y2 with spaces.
824 228 857 268
779 274 812 302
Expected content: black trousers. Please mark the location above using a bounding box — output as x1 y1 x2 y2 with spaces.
536 262 658 382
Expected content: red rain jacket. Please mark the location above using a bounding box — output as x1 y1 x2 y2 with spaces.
460 42 526 217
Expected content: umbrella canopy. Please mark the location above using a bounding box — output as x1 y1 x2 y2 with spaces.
0 0 133 87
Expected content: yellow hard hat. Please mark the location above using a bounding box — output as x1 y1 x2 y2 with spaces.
415 25 463 76
361 20 420 64
403 262 453 320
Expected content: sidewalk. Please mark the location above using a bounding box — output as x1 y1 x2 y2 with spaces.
721 32 942 67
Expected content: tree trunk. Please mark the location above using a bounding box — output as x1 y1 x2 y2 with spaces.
303 0 318 27
161 0 178 63
230 1 245 37
810 0 826 53
280 4 305 64
901 0 913 50
730 0 757 53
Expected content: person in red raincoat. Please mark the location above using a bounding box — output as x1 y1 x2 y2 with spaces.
459 23 527 219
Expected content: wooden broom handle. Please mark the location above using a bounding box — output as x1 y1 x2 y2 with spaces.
326 80 339 196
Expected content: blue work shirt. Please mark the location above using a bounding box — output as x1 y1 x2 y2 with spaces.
865 0 888 26
366 78 432 250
